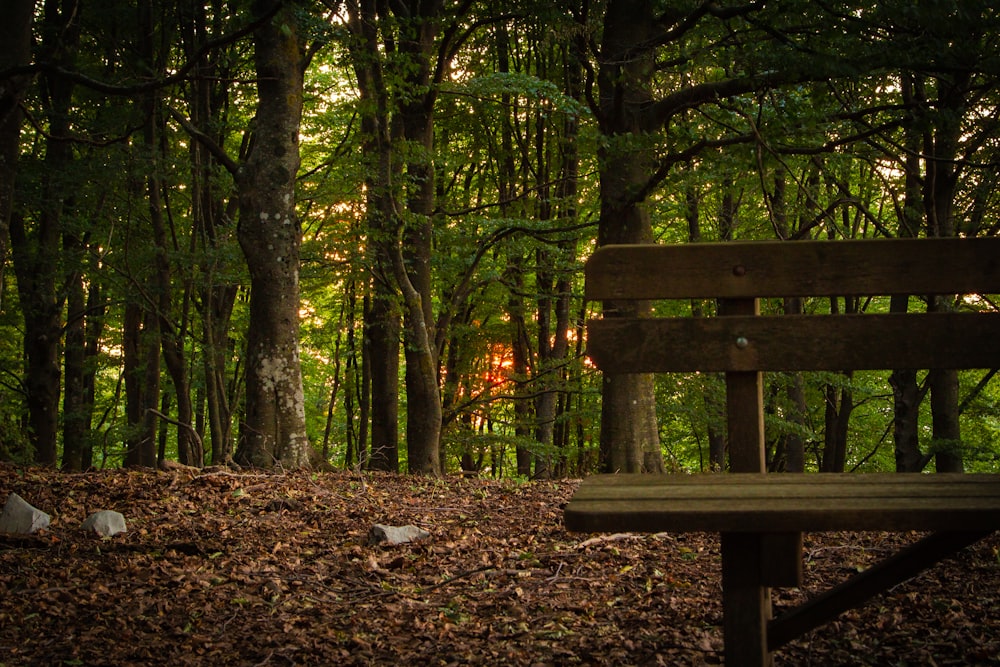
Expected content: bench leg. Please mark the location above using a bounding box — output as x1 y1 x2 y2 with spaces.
722 533 773 667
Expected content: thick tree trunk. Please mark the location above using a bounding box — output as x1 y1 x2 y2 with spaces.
234 0 311 469
595 187 663 473
595 0 664 473
397 229 442 475
929 292 963 473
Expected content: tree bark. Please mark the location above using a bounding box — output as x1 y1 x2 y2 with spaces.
781 300 807 473
397 1 444 476
234 0 311 469
508 280 534 477
595 0 664 473
179 0 241 467
62 238 87 471
891 76 926 472
366 248 401 471
0 0 33 282
922 67 969 473
140 2 200 467
9 0 80 465
348 0 401 472
123 303 160 468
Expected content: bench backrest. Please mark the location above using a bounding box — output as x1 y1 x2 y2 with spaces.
586 238 1000 373
585 237 1000 471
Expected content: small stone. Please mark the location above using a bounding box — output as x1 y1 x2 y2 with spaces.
81 510 127 537
0 493 51 534
367 524 430 547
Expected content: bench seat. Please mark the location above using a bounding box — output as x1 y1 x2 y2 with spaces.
565 473 1000 533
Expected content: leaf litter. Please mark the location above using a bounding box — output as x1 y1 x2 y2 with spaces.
0 464 997 665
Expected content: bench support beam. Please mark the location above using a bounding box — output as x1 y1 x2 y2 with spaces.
768 530 993 651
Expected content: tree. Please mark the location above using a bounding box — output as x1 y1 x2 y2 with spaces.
344 0 484 475
9 0 83 466
0 0 34 282
232 0 312 469
176 0 244 467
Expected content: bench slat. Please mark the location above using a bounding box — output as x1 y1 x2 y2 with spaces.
564 474 1000 533
587 312 1000 372
585 238 1000 300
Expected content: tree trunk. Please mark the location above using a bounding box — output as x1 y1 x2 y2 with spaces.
139 4 200 467
595 0 664 473
123 303 160 468
0 0 33 283
65 276 104 470
81 281 104 469
9 0 80 465
179 0 240 467
891 78 925 472
62 240 87 471
506 259 534 477
534 245 556 478
685 181 726 471
203 285 238 465
397 2 444 476
922 68 968 473
819 297 854 473
348 0 401 472
366 274 399 470
781 298 807 473
397 228 442 475
495 21 533 478
234 0 311 469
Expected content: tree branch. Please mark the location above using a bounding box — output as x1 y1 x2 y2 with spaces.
165 105 240 177
0 3 282 96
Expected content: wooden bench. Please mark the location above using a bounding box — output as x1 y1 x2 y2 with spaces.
564 238 1000 666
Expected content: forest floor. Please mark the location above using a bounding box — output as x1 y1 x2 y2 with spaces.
1 464 998 666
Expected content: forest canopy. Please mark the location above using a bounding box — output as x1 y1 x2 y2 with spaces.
1 0 998 477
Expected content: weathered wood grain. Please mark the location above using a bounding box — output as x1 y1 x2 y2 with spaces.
587 312 1000 372
564 473 1000 533
585 237 1000 300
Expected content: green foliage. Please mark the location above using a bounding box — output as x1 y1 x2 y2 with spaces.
454 73 590 119
2 0 999 475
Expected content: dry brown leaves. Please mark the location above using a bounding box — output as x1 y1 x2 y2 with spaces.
0 464 997 665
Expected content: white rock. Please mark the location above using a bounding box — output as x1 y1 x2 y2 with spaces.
0 492 51 534
367 523 430 546
81 510 127 537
